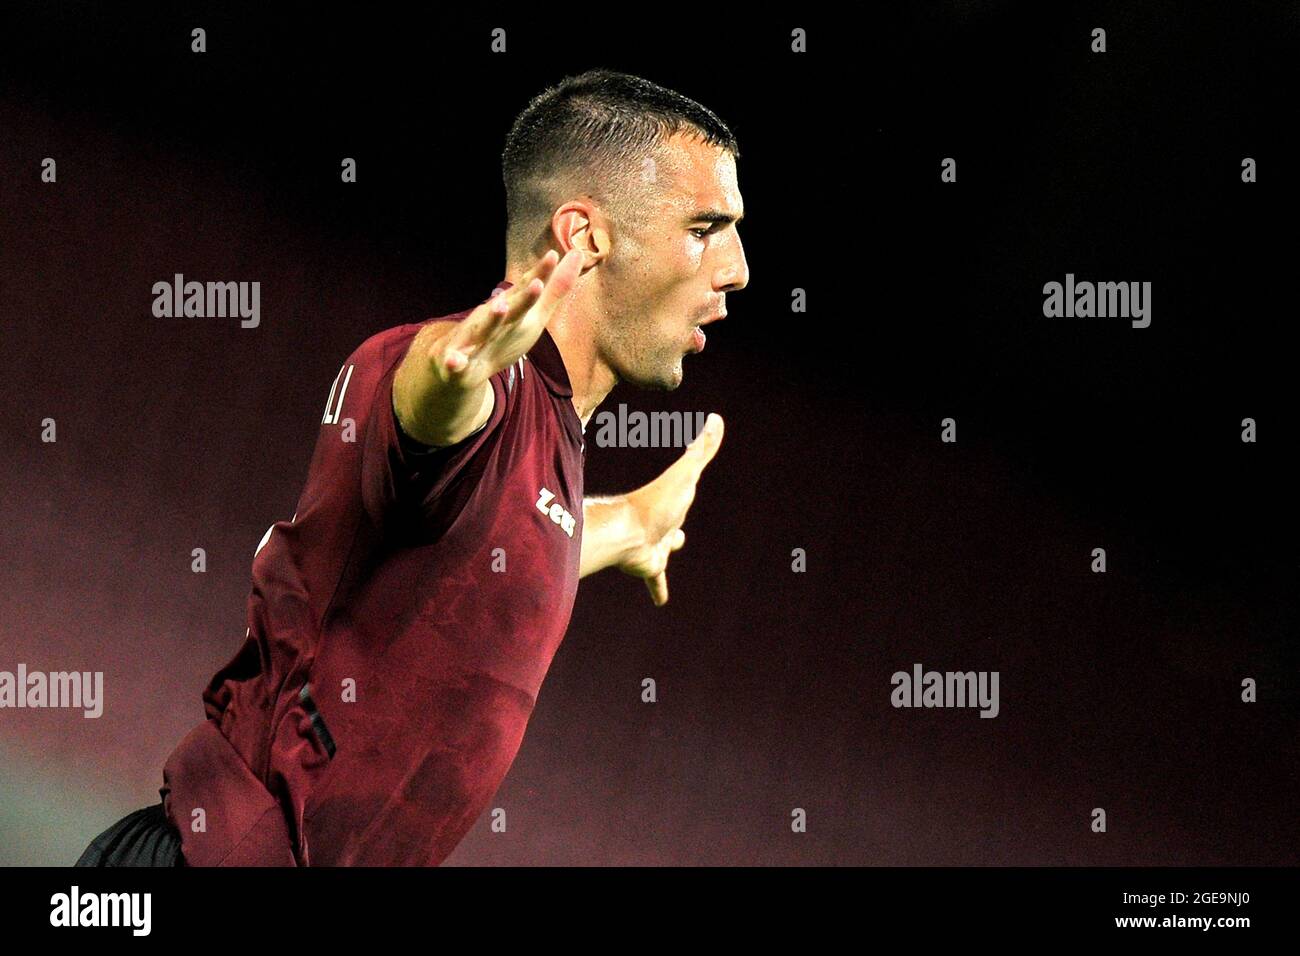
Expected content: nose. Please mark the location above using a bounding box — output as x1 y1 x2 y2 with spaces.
714 234 749 294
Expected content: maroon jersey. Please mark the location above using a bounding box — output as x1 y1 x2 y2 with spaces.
160 280 587 865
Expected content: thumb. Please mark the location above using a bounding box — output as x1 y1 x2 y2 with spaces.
684 413 725 476
647 571 668 606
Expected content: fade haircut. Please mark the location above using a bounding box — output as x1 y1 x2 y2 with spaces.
502 69 740 264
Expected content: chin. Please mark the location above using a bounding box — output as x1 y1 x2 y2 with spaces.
623 360 683 391
641 372 681 392
662 359 685 390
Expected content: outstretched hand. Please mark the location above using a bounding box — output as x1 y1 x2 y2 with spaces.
432 247 583 390
620 413 725 605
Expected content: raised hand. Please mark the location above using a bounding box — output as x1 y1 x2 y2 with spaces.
433 247 584 390
619 413 725 605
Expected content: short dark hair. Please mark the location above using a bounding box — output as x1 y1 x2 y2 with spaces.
502 69 740 262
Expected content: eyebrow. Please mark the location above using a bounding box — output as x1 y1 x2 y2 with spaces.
689 209 745 227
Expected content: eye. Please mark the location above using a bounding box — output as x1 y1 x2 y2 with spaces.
690 226 712 239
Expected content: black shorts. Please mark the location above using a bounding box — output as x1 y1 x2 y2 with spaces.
74 802 185 867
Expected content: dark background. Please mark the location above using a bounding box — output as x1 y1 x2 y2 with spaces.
0 2 1296 865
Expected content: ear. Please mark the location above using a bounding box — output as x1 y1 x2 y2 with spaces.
552 200 607 266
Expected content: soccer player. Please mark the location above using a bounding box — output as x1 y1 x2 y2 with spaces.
76 68 747 866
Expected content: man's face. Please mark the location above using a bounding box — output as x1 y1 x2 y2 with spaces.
595 131 749 390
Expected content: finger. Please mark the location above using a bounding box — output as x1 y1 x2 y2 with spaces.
527 247 584 325
683 413 724 477
445 277 541 360
518 248 561 288
660 413 724 487
487 251 559 315
646 571 668 606
486 249 558 308
440 289 509 363
440 292 512 370
669 528 686 551
447 246 573 361
438 249 571 375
